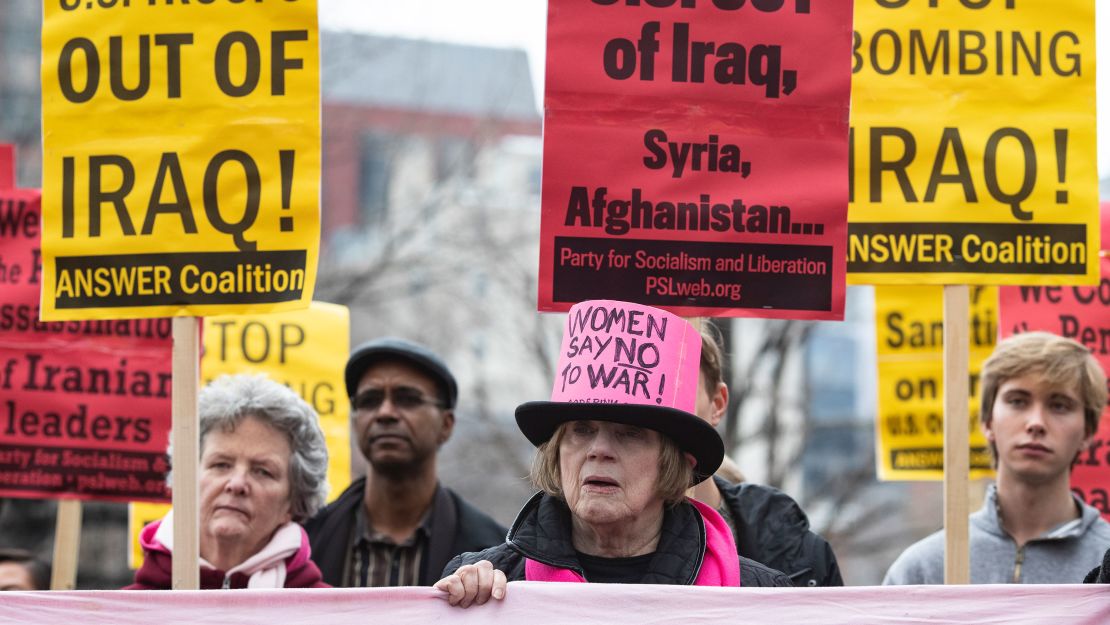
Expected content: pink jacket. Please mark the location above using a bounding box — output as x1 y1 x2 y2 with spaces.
525 498 741 586
126 512 328 590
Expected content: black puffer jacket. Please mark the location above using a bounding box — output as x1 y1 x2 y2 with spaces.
444 492 792 587
715 476 843 587
1083 546 1110 583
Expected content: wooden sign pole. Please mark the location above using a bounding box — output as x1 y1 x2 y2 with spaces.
171 317 201 590
49 499 82 589
942 285 970 585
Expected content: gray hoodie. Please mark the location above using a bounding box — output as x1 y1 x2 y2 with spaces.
883 484 1110 584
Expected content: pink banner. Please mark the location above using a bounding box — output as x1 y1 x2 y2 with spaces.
538 1 852 319
0 583 1107 624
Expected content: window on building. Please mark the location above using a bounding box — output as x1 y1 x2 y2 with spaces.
806 333 859 424
802 423 872 501
801 325 875 500
526 162 542 196
359 132 394 226
435 136 476 182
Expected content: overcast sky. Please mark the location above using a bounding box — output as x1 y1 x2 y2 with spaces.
319 0 1110 180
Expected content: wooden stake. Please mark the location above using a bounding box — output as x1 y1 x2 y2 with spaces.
50 499 82 590
943 285 970 585
171 317 201 590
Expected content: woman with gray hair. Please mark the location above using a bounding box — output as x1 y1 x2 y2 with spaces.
127 374 330 589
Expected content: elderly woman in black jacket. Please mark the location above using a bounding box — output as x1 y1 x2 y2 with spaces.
435 300 790 607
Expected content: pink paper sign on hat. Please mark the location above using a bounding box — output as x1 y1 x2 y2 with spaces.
552 300 701 413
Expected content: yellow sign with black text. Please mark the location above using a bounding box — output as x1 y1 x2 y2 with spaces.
848 1 1098 285
128 302 349 568
41 0 320 320
875 285 997 480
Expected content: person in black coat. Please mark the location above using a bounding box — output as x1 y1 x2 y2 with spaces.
1084 546 1110 583
304 475 504 586
688 325 843 586
303 338 505 587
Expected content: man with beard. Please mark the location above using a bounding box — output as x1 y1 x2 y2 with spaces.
304 338 506 587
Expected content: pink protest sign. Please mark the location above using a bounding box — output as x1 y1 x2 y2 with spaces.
553 300 700 411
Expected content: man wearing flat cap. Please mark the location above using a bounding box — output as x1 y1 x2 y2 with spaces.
304 338 506 587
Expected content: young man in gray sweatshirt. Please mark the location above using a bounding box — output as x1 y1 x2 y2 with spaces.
884 332 1110 584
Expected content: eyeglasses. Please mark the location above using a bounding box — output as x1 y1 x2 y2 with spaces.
352 387 445 412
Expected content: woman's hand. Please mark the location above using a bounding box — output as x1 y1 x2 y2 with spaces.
433 560 507 608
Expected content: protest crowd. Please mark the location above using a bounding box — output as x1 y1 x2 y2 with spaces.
3 314 1109 594
1 1 1110 623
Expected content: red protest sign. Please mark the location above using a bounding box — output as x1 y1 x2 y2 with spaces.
0 144 13 189
537 1 852 319
998 205 1110 519
0 183 173 503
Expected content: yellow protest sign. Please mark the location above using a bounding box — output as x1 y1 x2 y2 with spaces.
41 0 320 320
875 285 997 480
128 501 167 570
202 301 350 491
848 1 1098 285
129 301 349 568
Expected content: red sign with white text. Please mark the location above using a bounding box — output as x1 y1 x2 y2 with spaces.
0 176 173 503
538 0 852 319
998 202 1110 520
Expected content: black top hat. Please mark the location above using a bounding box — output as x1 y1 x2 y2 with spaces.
516 401 724 483
514 299 723 481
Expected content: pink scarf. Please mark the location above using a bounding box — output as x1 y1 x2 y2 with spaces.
149 511 304 588
525 498 741 586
